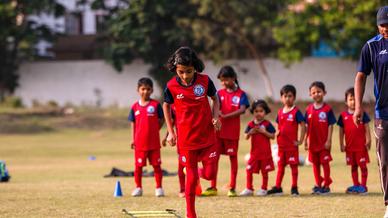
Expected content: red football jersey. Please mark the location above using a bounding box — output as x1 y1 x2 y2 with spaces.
217 88 249 140
164 73 216 151
245 120 276 160
337 111 370 152
129 99 163 151
305 103 336 152
276 106 305 151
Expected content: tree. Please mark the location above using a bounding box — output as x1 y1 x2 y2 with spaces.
273 0 386 64
0 0 64 101
180 0 288 99
89 0 198 88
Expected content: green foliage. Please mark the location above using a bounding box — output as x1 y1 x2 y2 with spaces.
0 0 64 101
0 96 24 108
273 0 385 64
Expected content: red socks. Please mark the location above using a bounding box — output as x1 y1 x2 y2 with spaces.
275 164 285 188
185 166 198 218
361 166 368 187
351 165 360 186
134 166 142 188
153 165 162 188
229 156 238 189
322 163 332 187
275 164 298 188
246 170 253 190
291 164 298 188
261 171 269 190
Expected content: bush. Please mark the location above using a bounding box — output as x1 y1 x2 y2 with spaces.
0 96 24 108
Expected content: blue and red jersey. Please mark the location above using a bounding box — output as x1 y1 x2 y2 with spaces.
276 106 305 151
128 99 163 151
164 73 217 151
305 103 336 152
337 111 370 152
245 120 276 160
217 88 249 140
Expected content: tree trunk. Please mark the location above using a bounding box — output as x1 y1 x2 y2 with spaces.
241 37 274 100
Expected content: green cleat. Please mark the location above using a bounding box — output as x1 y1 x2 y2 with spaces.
227 189 238 197
201 187 217 196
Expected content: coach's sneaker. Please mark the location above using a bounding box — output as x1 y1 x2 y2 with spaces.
291 187 299 196
345 185 357 194
384 206 388 218
155 187 165 197
267 186 283 196
255 189 268 196
239 188 254 196
227 189 237 197
356 186 368 195
319 187 331 195
201 187 217 196
131 187 143 197
311 186 321 195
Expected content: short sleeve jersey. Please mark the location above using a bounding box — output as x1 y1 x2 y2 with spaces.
164 73 216 151
217 88 249 140
337 111 370 152
128 99 163 151
245 120 276 160
357 34 388 120
305 103 336 152
276 106 305 151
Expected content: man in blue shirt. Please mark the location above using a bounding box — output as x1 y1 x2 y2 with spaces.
354 5 388 217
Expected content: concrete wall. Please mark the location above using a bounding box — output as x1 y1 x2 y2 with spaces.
15 58 375 108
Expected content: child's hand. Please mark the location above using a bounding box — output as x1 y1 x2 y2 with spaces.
248 127 259 135
365 140 371 150
304 141 309 151
325 140 332 150
130 142 135 149
257 126 266 134
340 144 345 152
219 113 225 118
162 138 167 147
212 118 221 131
294 140 302 146
167 132 177 146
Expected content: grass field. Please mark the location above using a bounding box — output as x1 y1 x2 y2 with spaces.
0 115 385 217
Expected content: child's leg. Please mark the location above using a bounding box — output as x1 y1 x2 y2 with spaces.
246 169 253 190
210 159 218 189
360 165 368 188
229 155 238 189
312 162 322 187
134 166 143 188
290 164 298 188
275 163 285 188
322 162 332 187
261 170 269 190
178 160 186 192
351 165 360 186
186 165 198 218
152 165 162 188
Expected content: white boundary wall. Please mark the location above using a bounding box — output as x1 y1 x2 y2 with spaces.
15 58 375 107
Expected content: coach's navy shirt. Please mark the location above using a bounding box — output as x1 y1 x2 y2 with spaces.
357 34 388 120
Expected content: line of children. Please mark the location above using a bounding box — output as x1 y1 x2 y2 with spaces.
127 46 372 218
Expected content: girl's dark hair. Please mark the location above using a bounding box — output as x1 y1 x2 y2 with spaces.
166 47 204 73
138 77 153 88
250 99 271 114
280 84 296 97
309 81 326 92
345 87 355 101
217 65 239 87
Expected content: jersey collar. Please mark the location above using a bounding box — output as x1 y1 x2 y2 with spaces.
176 73 198 87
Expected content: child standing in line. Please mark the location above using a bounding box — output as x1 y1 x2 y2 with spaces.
163 47 221 218
304 81 336 195
337 87 371 194
202 65 249 197
128 77 165 197
267 84 306 196
240 100 276 196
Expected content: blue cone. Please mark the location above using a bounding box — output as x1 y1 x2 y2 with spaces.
114 181 123 197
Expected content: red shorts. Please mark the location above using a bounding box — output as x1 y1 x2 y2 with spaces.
278 149 299 166
179 143 219 168
217 138 239 156
134 149 161 167
246 157 274 174
308 149 332 164
346 150 370 167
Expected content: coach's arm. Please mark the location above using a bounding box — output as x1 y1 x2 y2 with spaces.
353 72 367 125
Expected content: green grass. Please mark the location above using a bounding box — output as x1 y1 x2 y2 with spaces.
0 125 384 218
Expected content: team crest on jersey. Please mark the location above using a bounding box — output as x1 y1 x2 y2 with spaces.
147 106 155 114
181 156 186 163
135 110 140 116
232 96 240 105
287 114 294 121
193 84 205 97
319 112 327 121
